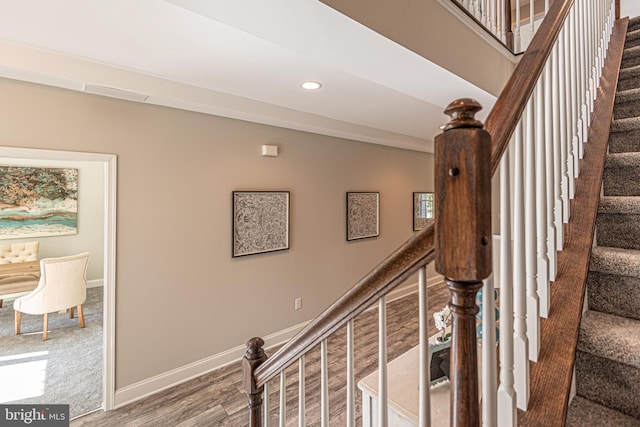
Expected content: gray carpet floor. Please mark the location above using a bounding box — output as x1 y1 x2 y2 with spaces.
0 286 103 420
567 15 640 426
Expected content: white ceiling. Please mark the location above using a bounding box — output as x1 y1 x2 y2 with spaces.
0 0 496 152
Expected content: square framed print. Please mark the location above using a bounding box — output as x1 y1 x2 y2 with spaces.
232 191 290 257
346 192 379 241
413 192 434 231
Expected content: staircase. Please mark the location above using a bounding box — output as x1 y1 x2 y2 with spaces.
567 16 640 427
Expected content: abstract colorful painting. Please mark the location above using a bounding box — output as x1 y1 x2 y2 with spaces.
346 192 379 241
232 191 290 257
0 166 78 239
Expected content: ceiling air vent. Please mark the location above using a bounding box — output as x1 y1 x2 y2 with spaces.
83 83 149 102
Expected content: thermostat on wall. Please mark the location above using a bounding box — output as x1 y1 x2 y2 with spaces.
262 145 279 157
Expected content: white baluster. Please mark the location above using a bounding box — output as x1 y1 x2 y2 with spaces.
298 356 305 427
264 382 270 427
552 42 565 251
589 0 597 113
482 275 497 427
418 267 431 427
565 12 578 194
530 0 535 37
498 0 505 43
558 27 571 223
578 0 589 142
515 0 521 52
568 3 582 178
346 320 355 427
513 120 530 410
544 55 557 282
279 371 286 427
483 0 489 28
525 97 540 362
321 340 329 427
489 0 496 38
498 148 516 427
378 296 388 427
535 81 550 318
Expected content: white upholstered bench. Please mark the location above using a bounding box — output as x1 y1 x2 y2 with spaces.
0 241 40 307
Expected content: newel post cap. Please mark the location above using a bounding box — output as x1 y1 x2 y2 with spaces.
442 98 483 131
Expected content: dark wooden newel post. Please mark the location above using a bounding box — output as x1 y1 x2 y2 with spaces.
434 99 492 427
243 337 267 427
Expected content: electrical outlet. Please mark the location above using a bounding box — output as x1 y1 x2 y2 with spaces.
294 298 302 310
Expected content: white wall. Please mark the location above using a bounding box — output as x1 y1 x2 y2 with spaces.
621 0 640 19
0 158 104 282
0 77 437 395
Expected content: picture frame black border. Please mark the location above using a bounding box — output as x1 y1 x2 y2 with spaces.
232 190 290 258
413 191 434 231
346 191 380 241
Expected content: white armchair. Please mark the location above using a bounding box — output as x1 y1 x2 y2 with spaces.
13 252 90 341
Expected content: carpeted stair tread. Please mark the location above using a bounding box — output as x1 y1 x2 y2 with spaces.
603 152 640 195
622 45 640 68
589 246 640 280
605 151 640 167
567 396 640 427
616 87 640 103
628 29 640 42
574 19 640 422
627 27 640 49
596 197 640 250
624 44 640 59
609 123 640 152
612 114 640 129
588 246 640 320
598 196 640 214
619 64 640 78
577 310 640 369
575 350 640 419
615 89 640 119
618 64 640 91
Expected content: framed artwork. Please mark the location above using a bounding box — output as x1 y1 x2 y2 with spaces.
413 192 434 231
232 191 290 257
0 166 78 239
346 192 379 241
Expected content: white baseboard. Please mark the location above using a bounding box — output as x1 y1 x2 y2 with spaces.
113 319 311 408
87 278 103 289
113 273 444 409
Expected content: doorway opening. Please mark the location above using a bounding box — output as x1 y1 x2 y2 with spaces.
0 146 116 416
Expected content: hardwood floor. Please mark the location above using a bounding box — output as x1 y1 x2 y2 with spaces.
72 281 450 427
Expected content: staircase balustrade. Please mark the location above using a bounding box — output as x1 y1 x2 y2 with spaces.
243 0 617 425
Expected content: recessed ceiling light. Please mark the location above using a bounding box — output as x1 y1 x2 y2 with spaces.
300 81 322 90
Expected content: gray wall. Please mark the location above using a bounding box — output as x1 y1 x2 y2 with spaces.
0 158 104 282
321 0 515 97
621 0 640 19
0 77 436 390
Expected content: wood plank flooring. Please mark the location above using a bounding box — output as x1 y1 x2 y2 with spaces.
71 281 450 427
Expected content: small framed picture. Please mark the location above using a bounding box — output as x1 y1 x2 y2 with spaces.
413 192 434 231
232 191 290 257
346 192 379 241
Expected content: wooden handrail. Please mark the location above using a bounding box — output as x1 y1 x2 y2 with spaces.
253 221 436 386
487 0 575 177
244 0 584 423
250 0 575 383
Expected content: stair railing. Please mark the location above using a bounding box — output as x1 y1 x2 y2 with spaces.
242 0 616 425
